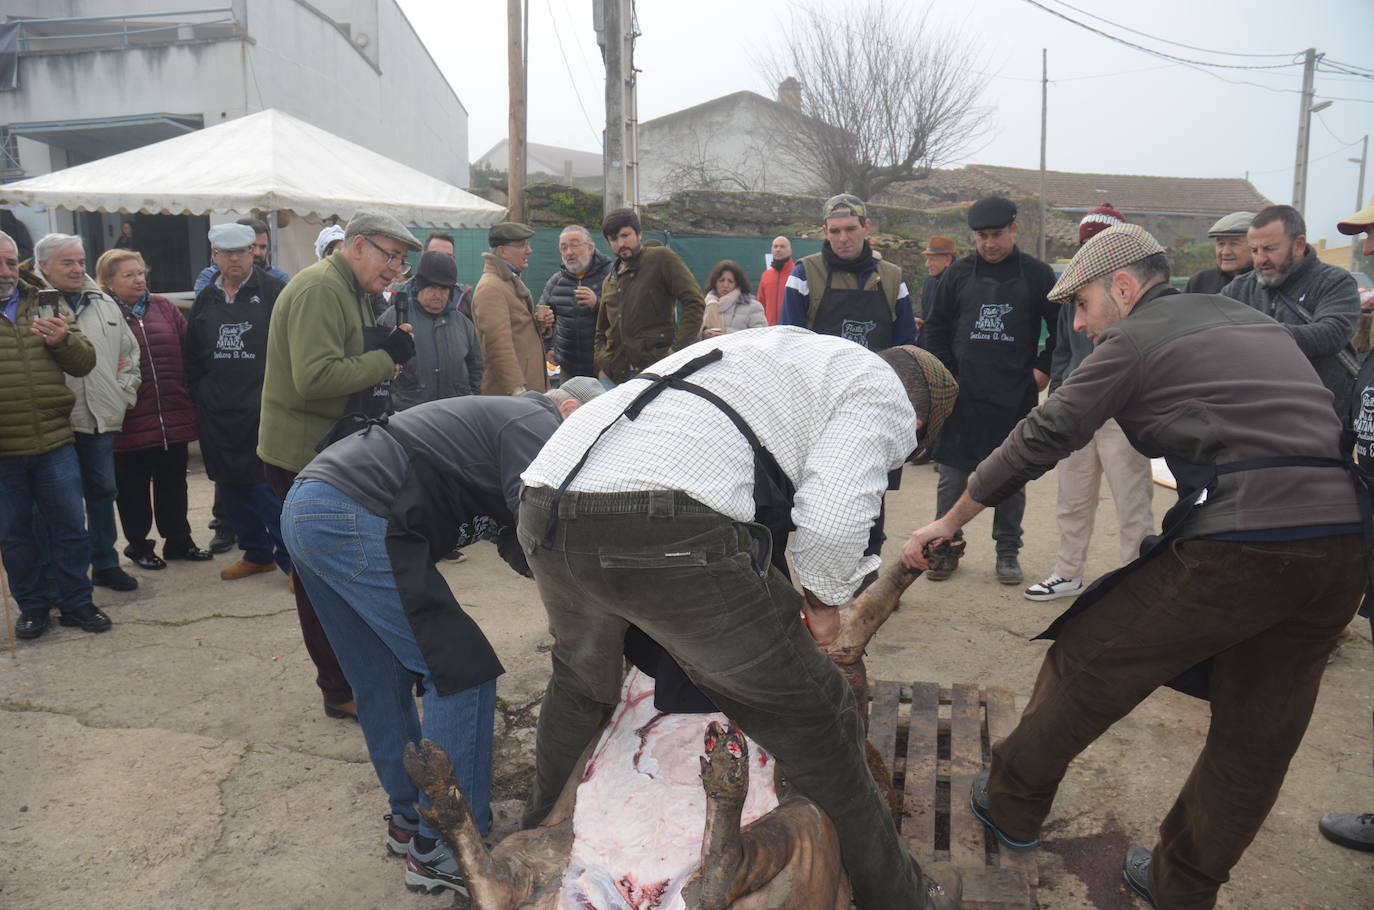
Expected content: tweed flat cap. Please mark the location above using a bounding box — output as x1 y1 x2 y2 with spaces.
489 222 535 246
559 375 606 404
1338 195 1374 235
822 193 867 220
877 345 958 449
208 222 256 251
968 196 1017 230
1206 211 1256 238
345 210 422 250
1048 224 1166 302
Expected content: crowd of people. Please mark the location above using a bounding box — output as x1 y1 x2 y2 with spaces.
1 185 1372 910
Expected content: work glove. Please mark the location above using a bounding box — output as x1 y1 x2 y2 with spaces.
379 328 416 365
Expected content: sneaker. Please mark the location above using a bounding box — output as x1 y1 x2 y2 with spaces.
969 769 1038 851
219 559 276 581
209 527 237 554
385 813 419 857
995 554 1023 585
15 610 50 640
92 566 139 591
925 546 962 582
57 604 112 633
1023 574 1084 602
1122 844 1154 904
405 837 469 896
1318 812 1374 852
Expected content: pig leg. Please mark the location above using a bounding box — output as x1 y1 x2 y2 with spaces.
682 720 749 910
404 740 532 910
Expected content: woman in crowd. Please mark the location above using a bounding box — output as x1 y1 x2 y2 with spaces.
96 249 211 568
700 259 767 339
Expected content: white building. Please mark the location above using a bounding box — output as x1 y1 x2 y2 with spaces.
0 0 469 286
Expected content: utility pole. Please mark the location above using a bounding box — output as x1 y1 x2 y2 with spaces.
1037 48 1048 262
507 0 526 221
1291 47 1321 215
1351 134 1368 272
598 0 635 213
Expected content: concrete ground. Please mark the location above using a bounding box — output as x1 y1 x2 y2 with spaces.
1 446 1371 909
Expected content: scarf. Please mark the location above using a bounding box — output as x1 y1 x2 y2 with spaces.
820 239 875 274
119 293 150 320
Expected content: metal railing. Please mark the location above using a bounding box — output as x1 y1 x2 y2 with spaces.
12 8 240 53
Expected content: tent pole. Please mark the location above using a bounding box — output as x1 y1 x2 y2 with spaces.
269 210 279 271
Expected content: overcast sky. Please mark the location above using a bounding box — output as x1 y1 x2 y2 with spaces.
397 0 1374 246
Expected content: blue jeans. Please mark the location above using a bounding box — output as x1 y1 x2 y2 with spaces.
34 430 120 574
281 479 495 837
0 445 93 613
218 481 291 572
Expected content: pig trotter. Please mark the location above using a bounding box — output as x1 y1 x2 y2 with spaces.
683 721 748 909
404 739 470 834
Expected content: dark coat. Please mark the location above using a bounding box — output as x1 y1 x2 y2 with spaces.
184 267 285 484
115 295 197 453
1184 265 1250 295
538 248 614 378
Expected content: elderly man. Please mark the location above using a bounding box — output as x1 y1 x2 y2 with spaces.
1223 205 1360 421
756 235 794 325
0 231 109 639
258 209 419 721
193 217 290 293
922 196 1058 584
538 224 613 382
184 223 290 585
917 235 956 339
518 329 961 910
281 382 602 896
779 194 918 350
904 224 1365 910
594 208 705 385
1184 211 1254 295
472 222 548 395
30 233 141 593
379 250 483 410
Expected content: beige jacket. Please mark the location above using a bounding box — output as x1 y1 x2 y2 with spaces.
40 272 140 434
472 253 548 395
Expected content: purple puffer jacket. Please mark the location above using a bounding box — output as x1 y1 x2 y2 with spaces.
114 295 198 453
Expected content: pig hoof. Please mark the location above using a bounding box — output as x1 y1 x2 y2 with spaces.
699 720 748 802
404 740 468 812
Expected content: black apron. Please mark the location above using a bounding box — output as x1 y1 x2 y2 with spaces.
1036 453 1364 699
190 284 273 484
541 347 798 713
811 266 893 351
931 259 1040 471
315 307 396 452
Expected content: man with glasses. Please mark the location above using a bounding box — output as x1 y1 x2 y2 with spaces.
258 209 420 721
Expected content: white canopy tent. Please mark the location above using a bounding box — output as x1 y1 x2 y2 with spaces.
0 108 506 229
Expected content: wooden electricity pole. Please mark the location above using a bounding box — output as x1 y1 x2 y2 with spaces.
1037 48 1048 262
507 0 526 221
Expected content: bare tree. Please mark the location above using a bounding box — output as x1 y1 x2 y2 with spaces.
657 127 764 196
763 1 991 200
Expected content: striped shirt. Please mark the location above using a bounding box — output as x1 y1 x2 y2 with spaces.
522 327 917 604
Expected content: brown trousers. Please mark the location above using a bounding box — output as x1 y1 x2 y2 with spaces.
265 463 353 706
987 534 1365 910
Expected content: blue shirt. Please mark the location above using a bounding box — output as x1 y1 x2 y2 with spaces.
2 287 17 324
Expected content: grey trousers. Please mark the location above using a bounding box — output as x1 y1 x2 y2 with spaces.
936 462 1026 555
517 486 927 910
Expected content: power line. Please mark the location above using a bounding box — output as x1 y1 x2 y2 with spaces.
1041 0 1297 60
1316 111 1364 148
1019 0 1303 70
544 0 600 145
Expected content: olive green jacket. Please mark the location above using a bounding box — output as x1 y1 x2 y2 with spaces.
257 252 396 473
594 246 704 382
0 276 97 456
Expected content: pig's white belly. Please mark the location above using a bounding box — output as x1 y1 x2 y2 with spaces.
557 669 779 910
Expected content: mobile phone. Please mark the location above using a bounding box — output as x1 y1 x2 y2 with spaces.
37 289 58 320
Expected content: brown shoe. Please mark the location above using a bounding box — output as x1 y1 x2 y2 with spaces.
220 559 277 581
287 572 296 594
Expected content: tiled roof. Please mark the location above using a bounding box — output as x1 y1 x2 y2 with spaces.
966 164 1272 214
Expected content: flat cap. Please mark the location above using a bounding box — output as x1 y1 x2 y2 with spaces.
559 375 606 404
1338 195 1374 236
489 221 535 246
344 210 422 251
208 222 256 251
1048 224 1165 302
923 236 956 256
822 193 867 220
1206 211 1255 238
968 196 1017 231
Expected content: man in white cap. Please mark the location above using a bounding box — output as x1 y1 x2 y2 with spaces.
1184 211 1255 295
257 208 420 721
903 223 1365 909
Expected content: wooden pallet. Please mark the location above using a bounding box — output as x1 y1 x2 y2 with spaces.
868 680 1038 910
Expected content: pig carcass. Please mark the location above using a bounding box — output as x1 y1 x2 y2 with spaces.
403 545 964 910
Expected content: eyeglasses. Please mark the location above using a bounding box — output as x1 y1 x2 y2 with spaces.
363 235 409 269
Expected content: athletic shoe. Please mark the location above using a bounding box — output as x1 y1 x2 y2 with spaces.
995 554 1024 585
208 527 237 554
385 813 419 857
92 567 139 591
15 610 50 640
405 837 469 896
969 769 1038 852
57 604 112 633
1318 812 1374 852
1122 844 1154 904
1023 574 1084 601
